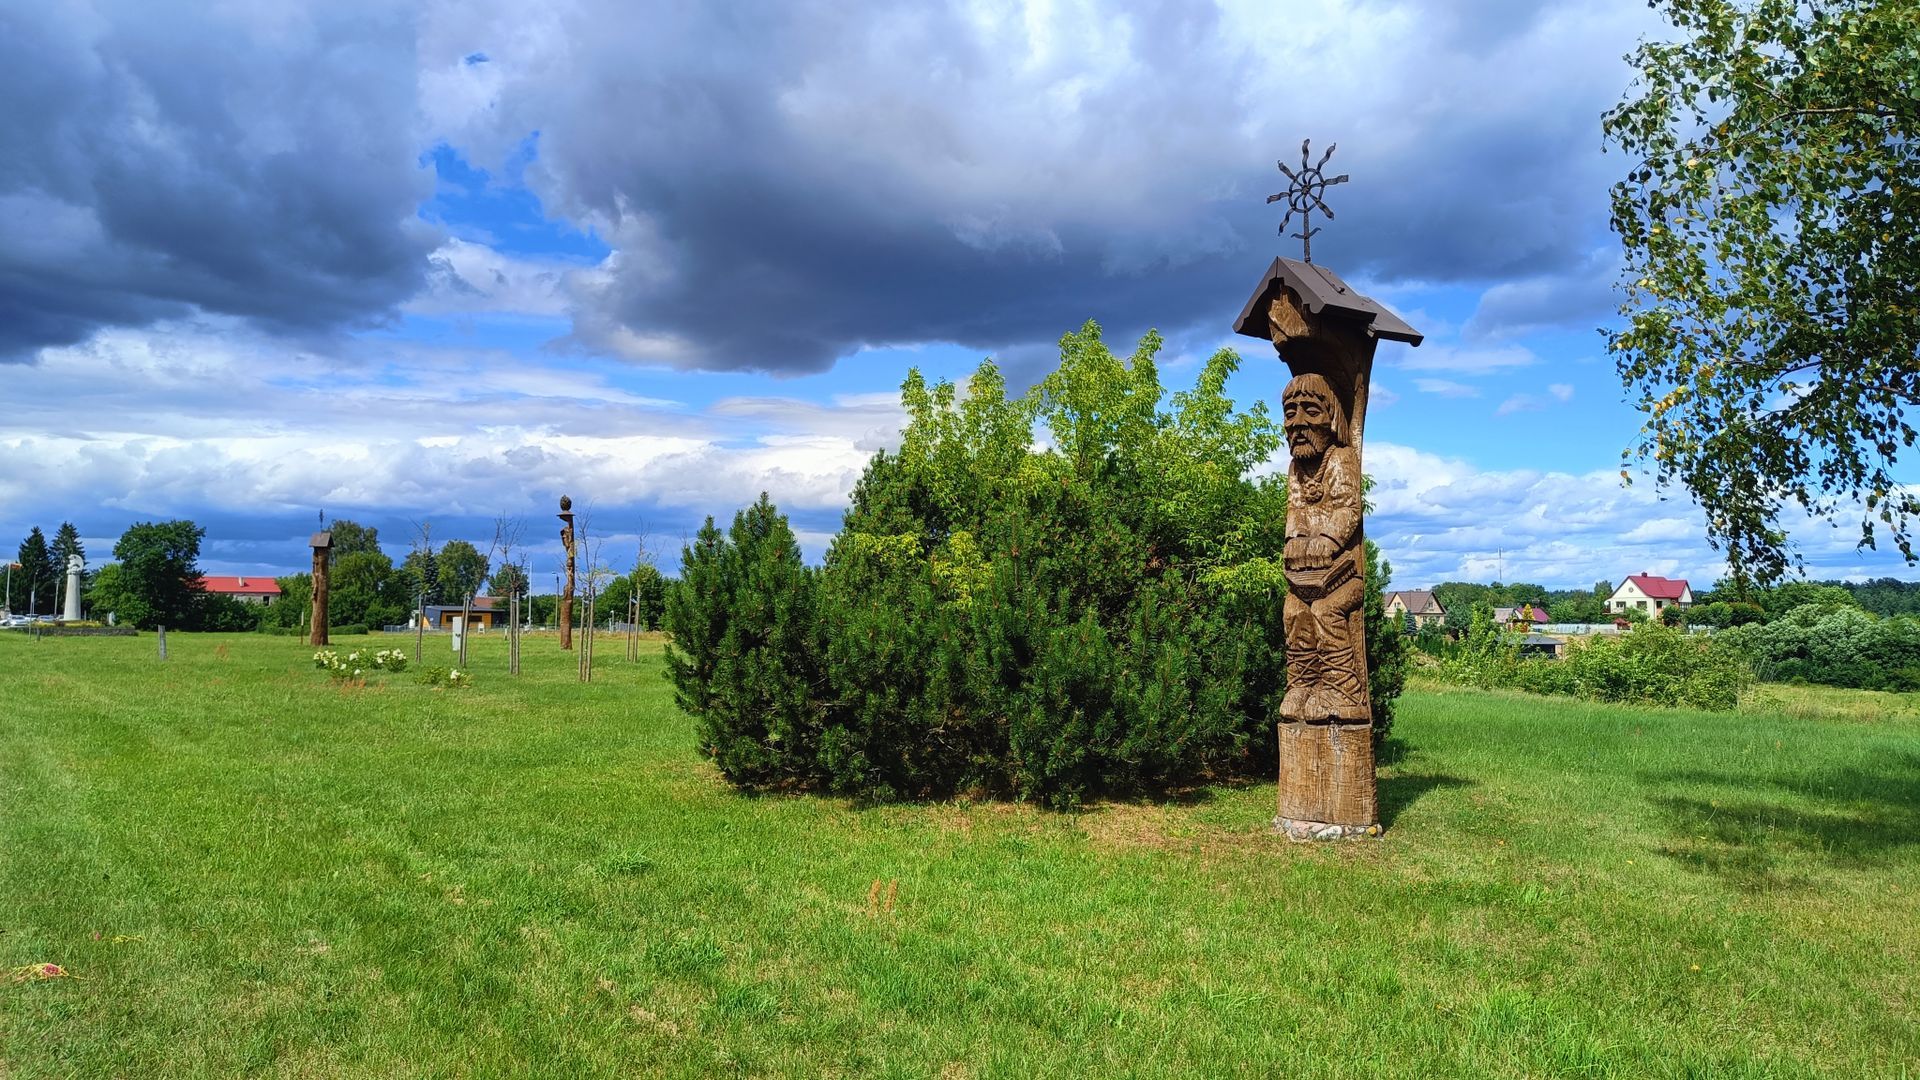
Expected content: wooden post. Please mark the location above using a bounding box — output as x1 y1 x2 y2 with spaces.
157 624 167 660
627 595 639 661
309 531 333 648
508 591 520 675
579 588 593 682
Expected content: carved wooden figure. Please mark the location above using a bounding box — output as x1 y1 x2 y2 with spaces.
1234 258 1422 840
558 495 577 651
310 530 332 648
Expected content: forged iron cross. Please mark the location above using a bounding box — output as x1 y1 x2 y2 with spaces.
1267 139 1349 264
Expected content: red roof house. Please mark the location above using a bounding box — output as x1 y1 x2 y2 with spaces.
201 576 283 605
1606 574 1693 615
1494 604 1552 627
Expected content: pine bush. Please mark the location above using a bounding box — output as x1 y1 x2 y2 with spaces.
667 323 1407 808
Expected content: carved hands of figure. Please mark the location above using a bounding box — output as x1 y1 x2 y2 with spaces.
1286 535 1340 569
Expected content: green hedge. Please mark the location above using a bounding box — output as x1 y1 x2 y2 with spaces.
1436 623 1750 711
1717 606 1920 690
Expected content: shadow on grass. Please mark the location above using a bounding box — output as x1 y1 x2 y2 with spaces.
1645 751 1920 890
1379 771 1474 829
1376 736 1413 768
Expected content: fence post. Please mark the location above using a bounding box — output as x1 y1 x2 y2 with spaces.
157 624 167 660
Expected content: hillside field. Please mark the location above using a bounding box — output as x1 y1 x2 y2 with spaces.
1 631 1916 1078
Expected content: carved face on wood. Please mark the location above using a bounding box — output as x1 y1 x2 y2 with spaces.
1282 374 1348 462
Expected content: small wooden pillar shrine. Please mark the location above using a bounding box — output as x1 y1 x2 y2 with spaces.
309 530 332 648
1234 257 1422 839
558 495 577 651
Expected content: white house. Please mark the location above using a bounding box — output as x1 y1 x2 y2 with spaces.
1606 574 1693 615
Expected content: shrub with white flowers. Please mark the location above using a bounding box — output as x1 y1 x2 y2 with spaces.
312 647 410 680
419 666 472 689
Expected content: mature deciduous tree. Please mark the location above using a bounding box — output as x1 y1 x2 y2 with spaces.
111 520 206 630
326 520 382 562
1605 0 1920 585
85 564 144 626
436 540 487 605
261 573 312 629
330 551 407 628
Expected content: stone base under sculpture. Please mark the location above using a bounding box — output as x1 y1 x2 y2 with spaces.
1275 817 1383 842
1275 720 1378 839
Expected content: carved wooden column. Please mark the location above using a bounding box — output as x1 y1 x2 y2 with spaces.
558 495 577 651
1234 259 1422 840
310 530 332 648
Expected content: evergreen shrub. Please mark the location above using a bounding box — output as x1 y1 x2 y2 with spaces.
666 323 1406 808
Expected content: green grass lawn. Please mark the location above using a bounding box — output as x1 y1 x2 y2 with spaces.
2 631 1916 1078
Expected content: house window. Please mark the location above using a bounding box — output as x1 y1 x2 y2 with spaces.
1638 600 1648 610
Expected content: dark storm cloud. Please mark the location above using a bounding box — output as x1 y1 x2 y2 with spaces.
1461 249 1622 342
428 0 1657 373
0 1 440 360
4 1 1658 371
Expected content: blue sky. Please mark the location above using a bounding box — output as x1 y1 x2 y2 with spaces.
2 0 1912 594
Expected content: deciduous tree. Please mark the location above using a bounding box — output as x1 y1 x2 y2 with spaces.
436 540 487 605
1605 0 1920 584
326 520 382 562
111 520 206 630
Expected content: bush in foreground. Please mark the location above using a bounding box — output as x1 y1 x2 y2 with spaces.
667 323 1405 808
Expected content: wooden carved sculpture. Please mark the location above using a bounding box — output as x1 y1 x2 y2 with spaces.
1234 259 1422 841
558 495 577 651
310 530 332 648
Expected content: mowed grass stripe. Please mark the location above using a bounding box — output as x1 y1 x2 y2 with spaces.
1 631 1915 1077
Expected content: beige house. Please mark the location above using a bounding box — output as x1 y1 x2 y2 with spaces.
1606 574 1693 615
1384 589 1447 629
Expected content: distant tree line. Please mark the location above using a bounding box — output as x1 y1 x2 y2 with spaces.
17 516 667 634
1414 576 1920 634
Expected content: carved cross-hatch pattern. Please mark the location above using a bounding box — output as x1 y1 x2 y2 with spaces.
1266 139 1349 264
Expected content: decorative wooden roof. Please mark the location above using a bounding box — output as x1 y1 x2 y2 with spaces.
1232 257 1424 346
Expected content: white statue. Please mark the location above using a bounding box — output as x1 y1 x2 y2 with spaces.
62 554 84 622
